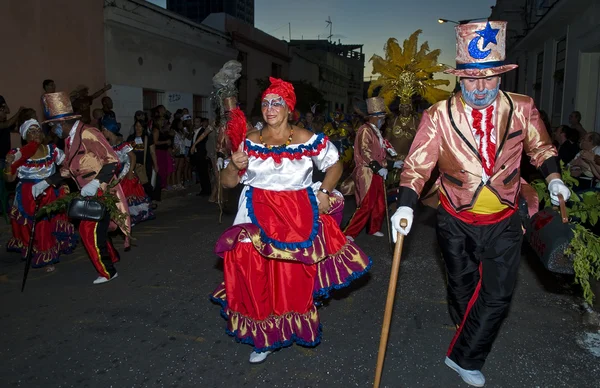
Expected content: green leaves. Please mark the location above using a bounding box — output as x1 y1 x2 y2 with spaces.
36 184 130 237
566 224 600 305
531 163 600 304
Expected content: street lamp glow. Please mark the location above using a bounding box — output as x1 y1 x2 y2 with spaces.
438 17 489 25
438 18 459 25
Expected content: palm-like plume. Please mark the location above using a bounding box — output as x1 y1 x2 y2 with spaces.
369 30 450 107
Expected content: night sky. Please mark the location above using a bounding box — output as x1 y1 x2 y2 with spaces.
148 0 497 89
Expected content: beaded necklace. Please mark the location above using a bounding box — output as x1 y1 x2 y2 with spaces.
259 126 294 149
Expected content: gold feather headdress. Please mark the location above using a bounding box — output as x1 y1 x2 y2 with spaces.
368 30 451 107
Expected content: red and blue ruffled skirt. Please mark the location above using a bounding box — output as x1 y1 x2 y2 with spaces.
211 187 371 352
7 180 78 268
119 176 155 226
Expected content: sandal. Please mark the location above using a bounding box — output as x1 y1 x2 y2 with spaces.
45 265 56 273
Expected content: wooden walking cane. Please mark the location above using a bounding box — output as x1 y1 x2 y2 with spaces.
373 219 408 388
558 194 567 224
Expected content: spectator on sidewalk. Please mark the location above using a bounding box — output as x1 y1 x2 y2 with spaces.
153 120 174 190
127 119 160 206
0 96 23 172
554 125 580 166
42 79 56 94
101 96 116 120
172 118 187 190
570 132 600 190
190 117 212 196
569 111 586 138
182 114 194 185
92 108 104 129
71 84 112 124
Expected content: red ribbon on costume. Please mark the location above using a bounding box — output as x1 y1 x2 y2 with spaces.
9 141 40 174
472 105 495 177
261 77 296 112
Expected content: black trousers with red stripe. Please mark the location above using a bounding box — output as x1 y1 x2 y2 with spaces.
437 207 522 370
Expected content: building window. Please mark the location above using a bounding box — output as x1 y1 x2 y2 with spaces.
551 37 567 127
143 89 164 117
193 95 210 119
534 51 544 108
271 63 282 78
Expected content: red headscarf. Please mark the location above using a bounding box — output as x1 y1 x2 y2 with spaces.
261 77 296 112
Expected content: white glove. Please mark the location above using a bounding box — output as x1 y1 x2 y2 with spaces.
393 160 404 169
118 161 130 180
217 157 224 170
391 206 414 242
377 168 388 179
31 180 50 199
80 179 100 197
548 178 571 206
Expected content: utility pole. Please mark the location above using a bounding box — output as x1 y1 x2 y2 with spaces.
289 23 291 41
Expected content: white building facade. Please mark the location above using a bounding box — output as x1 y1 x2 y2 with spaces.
492 0 600 131
104 0 237 131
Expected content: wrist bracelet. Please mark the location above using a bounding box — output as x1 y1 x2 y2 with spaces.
318 188 330 196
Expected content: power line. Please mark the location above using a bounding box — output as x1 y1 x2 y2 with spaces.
266 23 289 34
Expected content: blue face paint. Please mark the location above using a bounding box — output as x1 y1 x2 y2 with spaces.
376 118 386 129
461 82 500 108
53 123 63 138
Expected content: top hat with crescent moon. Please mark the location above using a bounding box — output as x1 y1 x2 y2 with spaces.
444 21 518 78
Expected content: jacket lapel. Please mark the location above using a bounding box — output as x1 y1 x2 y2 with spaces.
447 93 481 162
494 91 514 159
66 121 85 166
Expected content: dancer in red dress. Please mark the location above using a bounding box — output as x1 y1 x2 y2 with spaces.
5 119 77 272
211 78 371 364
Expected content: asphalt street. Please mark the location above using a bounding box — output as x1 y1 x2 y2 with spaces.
1 191 599 388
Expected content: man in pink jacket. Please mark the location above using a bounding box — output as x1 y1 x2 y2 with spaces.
391 21 570 386
344 96 402 239
42 92 129 285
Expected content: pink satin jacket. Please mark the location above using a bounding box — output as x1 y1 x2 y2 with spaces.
399 91 558 211
352 123 388 206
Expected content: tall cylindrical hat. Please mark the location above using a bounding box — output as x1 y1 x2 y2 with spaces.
444 21 518 78
366 97 387 116
41 92 81 124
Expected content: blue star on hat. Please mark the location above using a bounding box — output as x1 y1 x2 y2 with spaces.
475 22 500 50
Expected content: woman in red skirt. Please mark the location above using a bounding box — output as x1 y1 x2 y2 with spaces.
5 119 77 272
212 78 371 364
101 117 155 227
